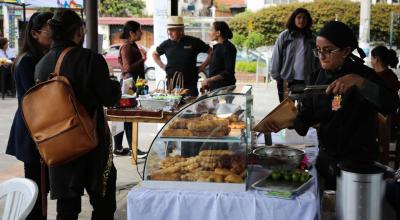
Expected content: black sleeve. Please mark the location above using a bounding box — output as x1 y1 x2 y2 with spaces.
91 53 121 107
218 45 236 80
156 40 168 55
196 38 211 53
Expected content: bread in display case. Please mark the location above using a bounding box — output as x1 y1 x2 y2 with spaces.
143 86 253 191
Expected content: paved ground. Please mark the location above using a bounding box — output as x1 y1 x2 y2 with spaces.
0 81 279 219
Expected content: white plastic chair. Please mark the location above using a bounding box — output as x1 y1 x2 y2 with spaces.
0 178 38 220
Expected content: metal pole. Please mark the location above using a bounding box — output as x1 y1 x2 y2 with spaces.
85 0 98 52
390 11 394 49
22 3 25 22
359 0 371 58
171 0 178 16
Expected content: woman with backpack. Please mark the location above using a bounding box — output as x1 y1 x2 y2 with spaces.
6 12 54 220
34 9 121 219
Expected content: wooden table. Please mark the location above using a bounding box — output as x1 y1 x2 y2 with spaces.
105 109 175 164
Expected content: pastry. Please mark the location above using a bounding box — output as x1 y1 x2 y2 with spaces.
169 118 191 129
199 150 233 157
162 129 193 137
148 173 180 181
227 114 239 122
225 174 243 183
214 168 234 176
200 113 218 121
191 127 230 137
208 173 224 183
187 119 229 131
229 121 246 129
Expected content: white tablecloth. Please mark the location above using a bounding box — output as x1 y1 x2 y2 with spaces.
127 175 319 220
128 136 320 220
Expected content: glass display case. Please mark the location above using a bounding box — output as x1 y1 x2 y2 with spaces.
143 86 253 191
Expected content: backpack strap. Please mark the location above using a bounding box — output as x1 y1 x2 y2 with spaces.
53 47 74 76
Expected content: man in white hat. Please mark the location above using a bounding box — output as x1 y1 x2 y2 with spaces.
152 16 212 96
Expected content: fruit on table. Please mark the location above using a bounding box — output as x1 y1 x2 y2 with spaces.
269 169 310 183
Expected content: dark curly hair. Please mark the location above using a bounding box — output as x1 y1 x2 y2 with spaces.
286 8 313 32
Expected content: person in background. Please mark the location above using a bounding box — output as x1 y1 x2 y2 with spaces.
6 12 53 220
371 46 400 220
271 7 319 102
0 37 16 96
265 21 399 191
153 16 212 96
113 20 147 158
201 21 236 91
371 45 400 92
34 9 121 219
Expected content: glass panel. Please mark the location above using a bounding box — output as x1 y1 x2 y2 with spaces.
144 93 251 184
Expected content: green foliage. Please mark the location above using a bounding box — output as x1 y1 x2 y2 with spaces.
236 61 257 73
232 33 246 50
244 32 265 50
99 0 145 17
229 0 400 45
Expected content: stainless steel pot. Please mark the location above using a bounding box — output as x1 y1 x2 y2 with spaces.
252 146 305 170
336 161 393 220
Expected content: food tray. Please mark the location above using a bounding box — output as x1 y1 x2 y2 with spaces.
251 174 314 199
137 98 180 111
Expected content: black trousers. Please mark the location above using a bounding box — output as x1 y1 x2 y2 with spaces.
24 161 49 220
56 165 117 220
113 122 132 150
386 180 400 220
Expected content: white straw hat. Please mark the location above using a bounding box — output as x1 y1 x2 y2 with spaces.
167 16 184 28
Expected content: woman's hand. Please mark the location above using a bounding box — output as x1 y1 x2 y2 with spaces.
326 74 365 95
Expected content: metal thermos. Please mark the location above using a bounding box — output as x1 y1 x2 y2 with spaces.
336 161 392 220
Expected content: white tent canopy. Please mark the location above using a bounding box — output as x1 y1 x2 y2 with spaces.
0 0 83 8
25 0 83 8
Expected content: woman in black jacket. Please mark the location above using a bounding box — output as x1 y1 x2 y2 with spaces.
201 21 236 91
6 12 53 220
34 10 121 219
266 21 400 190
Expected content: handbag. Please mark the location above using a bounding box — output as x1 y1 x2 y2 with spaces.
22 47 98 166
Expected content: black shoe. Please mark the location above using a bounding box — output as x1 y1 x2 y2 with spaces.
113 148 130 156
137 149 148 159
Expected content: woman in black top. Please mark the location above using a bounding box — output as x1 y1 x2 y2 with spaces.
265 21 399 190
370 45 400 92
201 21 237 91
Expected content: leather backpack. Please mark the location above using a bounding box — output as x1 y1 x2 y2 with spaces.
22 47 98 166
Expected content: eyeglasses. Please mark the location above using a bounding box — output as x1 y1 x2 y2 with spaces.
312 48 341 58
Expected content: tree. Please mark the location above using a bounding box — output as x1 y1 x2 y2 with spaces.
244 32 265 51
229 0 400 46
99 0 145 17
232 33 246 50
